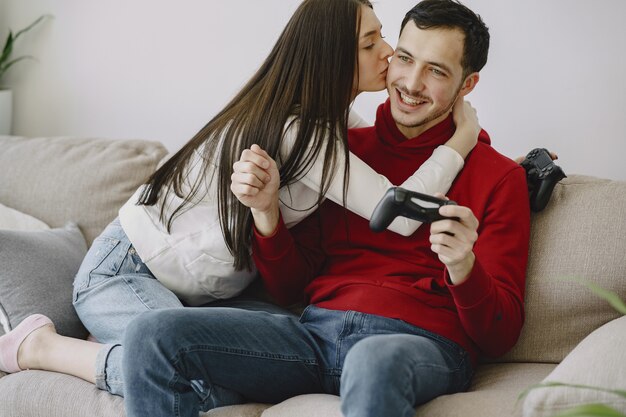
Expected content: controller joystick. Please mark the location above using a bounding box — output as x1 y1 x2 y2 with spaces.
370 187 457 233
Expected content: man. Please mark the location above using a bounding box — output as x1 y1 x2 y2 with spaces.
122 1 529 416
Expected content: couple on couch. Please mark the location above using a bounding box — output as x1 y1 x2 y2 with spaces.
0 1 534 416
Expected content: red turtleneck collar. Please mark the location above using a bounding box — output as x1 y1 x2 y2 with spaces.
375 98 491 149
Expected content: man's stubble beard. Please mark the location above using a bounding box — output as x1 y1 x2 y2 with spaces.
394 82 464 130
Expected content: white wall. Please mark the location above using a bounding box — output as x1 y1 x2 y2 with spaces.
3 0 626 180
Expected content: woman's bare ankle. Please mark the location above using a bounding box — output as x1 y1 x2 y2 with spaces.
16 323 56 370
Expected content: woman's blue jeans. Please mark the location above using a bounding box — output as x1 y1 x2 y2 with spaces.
72 218 267 396
72 218 184 396
123 304 473 417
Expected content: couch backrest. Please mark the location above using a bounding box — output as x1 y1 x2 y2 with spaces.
0 136 168 244
2 137 624 364
492 174 626 363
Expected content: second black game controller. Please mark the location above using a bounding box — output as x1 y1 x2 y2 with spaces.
520 148 566 212
370 187 457 233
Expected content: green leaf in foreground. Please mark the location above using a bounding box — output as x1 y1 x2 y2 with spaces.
550 403 626 417
562 276 626 315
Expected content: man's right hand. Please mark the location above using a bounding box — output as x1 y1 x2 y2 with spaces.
429 195 479 286
231 144 281 236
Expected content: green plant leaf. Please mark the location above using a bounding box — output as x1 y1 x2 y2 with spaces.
519 382 626 409
0 14 49 83
585 282 626 315
544 382 626 399
1 55 35 73
564 276 626 315
0 32 15 67
12 15 48 41
550 403 626 417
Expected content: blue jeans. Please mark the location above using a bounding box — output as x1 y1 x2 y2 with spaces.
123 304 473 417
72 218 184 396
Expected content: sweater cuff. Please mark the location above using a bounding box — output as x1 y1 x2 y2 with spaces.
435 145 465 172
252 214 294 261
446 259 493 309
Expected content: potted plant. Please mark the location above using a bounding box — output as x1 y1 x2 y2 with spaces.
0 15 48 135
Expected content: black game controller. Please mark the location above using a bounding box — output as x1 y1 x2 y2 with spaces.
369 187 457 233
520 148 566 212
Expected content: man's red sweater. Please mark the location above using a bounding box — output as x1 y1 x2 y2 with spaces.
252 100 530 362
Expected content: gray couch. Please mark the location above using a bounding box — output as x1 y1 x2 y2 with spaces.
1 135 625 417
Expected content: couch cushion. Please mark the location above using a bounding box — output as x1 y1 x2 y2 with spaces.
494 175 626 363
0 136 168 245
0 204 50 336
204 404 271 416
0 365 552 417
261 394 342 417
522 315 626 417
0 370 271 417
0 371 126 417
0 202 50 231
415 363 556 417
0 223 88 339
260 364 556 417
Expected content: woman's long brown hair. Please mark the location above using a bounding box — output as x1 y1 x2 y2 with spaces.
138 0 371 270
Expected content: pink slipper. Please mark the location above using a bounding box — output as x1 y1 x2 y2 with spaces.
0 314 53 373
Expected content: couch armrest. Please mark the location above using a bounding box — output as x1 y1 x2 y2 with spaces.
522 315 626 417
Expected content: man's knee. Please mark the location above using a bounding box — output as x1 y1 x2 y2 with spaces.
342 333 450 388
124 309 180 351
343 335 412 382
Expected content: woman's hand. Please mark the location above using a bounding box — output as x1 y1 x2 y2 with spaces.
445 99 480 159
514 150 558 164
231 144 281 236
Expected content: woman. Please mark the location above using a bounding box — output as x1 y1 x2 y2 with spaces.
0 0 479 397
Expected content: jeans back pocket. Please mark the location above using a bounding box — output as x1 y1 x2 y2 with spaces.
73 236 130 299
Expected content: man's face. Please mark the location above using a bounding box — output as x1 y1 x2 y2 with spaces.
387 21 470 138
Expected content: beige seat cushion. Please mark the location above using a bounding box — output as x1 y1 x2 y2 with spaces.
523 315 626 417
0 136 168 244
260 363 556 417
0 370 270 417
493 175 626 363
414 363 555 417
0 364 553 417
261 394 342 417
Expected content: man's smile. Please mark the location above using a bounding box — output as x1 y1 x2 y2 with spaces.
395 88 430 110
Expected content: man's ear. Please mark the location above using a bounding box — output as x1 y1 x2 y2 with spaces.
459 72 479 97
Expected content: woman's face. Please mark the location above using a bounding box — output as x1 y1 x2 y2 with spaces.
354 5 394 98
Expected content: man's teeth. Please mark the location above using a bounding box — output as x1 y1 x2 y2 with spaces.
400 92 424 106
